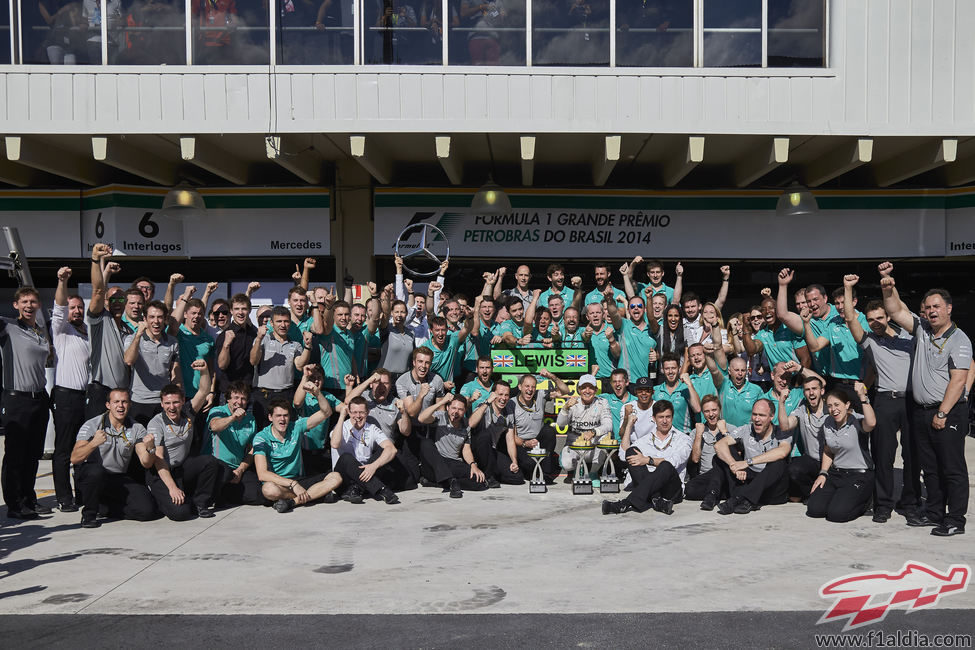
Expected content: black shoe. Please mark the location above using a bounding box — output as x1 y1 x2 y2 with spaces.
486 476 501 489
273 498 295 513
872 508 891 524
347 485 365 505
197 507 216 519
29 502 53 515
905 512 938 527
734 498 757 515
379 488 400 505
563 476 573 484
323 492 339 504
651 496 674 515
6 508 39 520
717 497 739 516
700 491 718 512
80 514 100 529
59 501 79 513
449 479 463 499
418 477 439 488
601 499 633 515
931 525 965 537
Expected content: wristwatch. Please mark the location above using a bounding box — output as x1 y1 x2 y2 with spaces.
936 411 947 419
746 457 754 466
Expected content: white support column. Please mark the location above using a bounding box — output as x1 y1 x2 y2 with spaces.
100 0 108 64
435 136 463 185
874 139 958 188
350 135 391 185
185 0 193 63
592 135 621 186
734 137 789 188
265 136 324 184
520 135 536 186
92 136 178 186
180 137 249 185
803 138 873 187
6 136 104 185
663 136 705 187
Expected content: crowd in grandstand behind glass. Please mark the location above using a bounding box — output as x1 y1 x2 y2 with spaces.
1 246 970 538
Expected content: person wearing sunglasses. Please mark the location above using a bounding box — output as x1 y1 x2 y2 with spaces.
742 295 811 371
85 243 133 419
207 299 231 338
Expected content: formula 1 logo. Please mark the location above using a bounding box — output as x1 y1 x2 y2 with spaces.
818 562 970 631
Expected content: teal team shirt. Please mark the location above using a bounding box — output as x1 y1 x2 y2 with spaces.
177 324 214 393
287 313 314 343
460 378 494 411
298 392 342 450
587 325 617 378
808 306 839 376
584 287 627 307
653 383 693 432
204 405 257 468
253 417 313 480
464 319 499 371
717 368 764 427
316 326 362 388
617 318 656 380
558 323 586 349
424 330 463 382
825 310 869 380
603 391 637 438
753 323 806 367
539 286 574 309
636 282 675 304
763 386 804 422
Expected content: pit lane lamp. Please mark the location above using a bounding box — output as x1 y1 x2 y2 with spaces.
161 183 207 220
775 183 819 218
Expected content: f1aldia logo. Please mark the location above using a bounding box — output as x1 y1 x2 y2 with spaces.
818 561 970 631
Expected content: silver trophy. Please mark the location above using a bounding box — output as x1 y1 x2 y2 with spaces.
527 447 548 494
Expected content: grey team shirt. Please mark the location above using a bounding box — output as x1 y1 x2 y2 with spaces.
124 332 179 403
859 326 913 393
76 413 146 474
87 310 130 389
909 316 973 406
0 317 50 392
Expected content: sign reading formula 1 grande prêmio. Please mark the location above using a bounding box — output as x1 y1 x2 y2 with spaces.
491 348 590 375
373 189 960 259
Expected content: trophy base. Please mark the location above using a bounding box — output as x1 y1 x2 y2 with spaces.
599 479 620 493
572 480 594 495
529 481 547 494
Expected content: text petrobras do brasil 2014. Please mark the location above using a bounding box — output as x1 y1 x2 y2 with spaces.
462 212 671 244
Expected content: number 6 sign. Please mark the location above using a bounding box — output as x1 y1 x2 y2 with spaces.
82 207 185 257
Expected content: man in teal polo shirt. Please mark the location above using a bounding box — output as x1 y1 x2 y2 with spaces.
761 360 824 421
315 296 363 394
538 263 573 308
287 286 316 343
743 296 811 369
775 269 833 376
170 292 215 394
460 356 495 412
653 354 702 432
705 330 763 427
631 257 680 305
603 368 637 438
582 302 619 380
424 300 474 386
292 365 343 475
584 263 626 308
253 387 342 513
802 283 870 389
205 381 265 506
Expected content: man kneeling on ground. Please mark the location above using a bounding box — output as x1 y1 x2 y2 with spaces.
417 393 488 498
329 397 401 505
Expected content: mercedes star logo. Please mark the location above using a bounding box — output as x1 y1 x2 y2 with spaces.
394 223 450 278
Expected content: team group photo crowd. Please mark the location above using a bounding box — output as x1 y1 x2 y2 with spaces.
1 243 971 538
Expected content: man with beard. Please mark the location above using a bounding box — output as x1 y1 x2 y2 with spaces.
603 368 637 437
605 281 657 382
315 292 363 396
124 301 181 426
170 288 215 400
776 269 836 378
539 263 573 309
418 393 488 498
146 360 220 520
85 244 133 418
742 295 811 369
461 356 496 411
250 306 314 426
467 382 524 485
780 374 828 502
652 354 702 433
705 329 763 427
584 262 626 309
842 273 918 524
216 293 259 399
50 266 89 513
205 381 265 506
713 399 792 515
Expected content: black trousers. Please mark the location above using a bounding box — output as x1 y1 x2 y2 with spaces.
334 451 387 496
684 466 722 501
128 401 162 428
912 401 970 528
499 425 560 483
417 438 487 491
214 463 267 506
1 391 50 512
252 387 294 428
873 392 920 512
623 450 682 513
806 469 874 522
51 386 86 505
377 442 420 491
302 448 333 476
788 454 822 500
84 382 112 419
74 462 157 521
147 455 221 520
472 428 524 485
717 453 789 506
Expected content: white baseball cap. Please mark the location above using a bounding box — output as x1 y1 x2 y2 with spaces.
578 374 597 388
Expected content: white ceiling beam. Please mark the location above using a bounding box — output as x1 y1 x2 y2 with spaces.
435 136 463 185
350 135 391 185
735 137 790 188
91 136 178 186
874 138 958 187
6 136 104 186
592 135 621 186
662 136 705 187
180 136 249 186
520 135 535 187
803 138 873 187
265 136 324 185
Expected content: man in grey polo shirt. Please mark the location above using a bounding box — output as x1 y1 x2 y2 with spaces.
417 393 487 498
712 398 792 515
124 300 180 426
396 347 446 428
842 274 918 524
249 306 313 427
86 243 132 418
881 262 972 537
0 286 53 519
